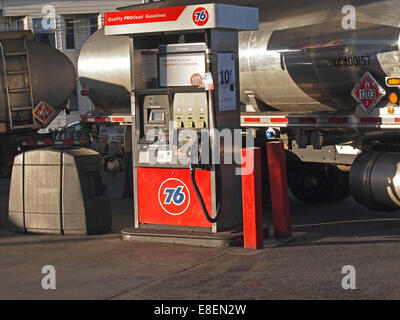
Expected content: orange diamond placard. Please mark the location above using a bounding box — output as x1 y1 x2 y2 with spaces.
351 72 386 113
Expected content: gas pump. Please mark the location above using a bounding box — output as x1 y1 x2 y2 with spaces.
104 3 259 243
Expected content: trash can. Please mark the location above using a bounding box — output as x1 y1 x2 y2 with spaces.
8 147 111 235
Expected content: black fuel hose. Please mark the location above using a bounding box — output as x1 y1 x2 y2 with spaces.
190 166 222 223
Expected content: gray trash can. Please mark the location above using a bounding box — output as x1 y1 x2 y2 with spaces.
8 147 111 235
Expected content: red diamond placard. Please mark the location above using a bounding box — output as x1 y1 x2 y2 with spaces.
34 101 55 125
351 72 386 113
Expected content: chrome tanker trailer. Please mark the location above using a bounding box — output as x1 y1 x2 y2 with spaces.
78 0 400 212
0 31 76 177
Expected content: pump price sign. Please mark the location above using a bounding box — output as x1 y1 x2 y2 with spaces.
218 52 237 111
351 72 386 113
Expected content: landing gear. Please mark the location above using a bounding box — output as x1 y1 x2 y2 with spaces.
286 153 350 204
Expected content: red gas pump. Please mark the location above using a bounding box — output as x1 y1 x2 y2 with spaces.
103 3 259 246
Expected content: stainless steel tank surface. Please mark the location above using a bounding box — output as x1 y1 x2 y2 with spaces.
78 29 132 112
0 34 76 127
78 0 400 112
26 41 76 110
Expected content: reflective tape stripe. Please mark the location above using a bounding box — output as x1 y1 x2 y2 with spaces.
81 117 110 122
111 117 126 122
298 117 317 124
243 117 261 123
270 117 288 123
329 117 348 123
360 117 381 123
21 141 79 146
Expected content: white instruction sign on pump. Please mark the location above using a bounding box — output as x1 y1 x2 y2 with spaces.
218 52 237 111
159 52 206 87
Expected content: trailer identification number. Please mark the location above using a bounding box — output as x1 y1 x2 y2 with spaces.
333 55 370 68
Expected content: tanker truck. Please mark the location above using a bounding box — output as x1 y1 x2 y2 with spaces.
0 30 76 177
78 0 400 212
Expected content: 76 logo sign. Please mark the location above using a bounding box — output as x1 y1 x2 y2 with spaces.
193 7 209 26
164 186 186 205
158 178 191 216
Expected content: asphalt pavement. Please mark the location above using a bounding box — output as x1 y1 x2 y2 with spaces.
1 172 400 300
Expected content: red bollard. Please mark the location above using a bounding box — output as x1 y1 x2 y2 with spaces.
266 141 292 238
241 147 264 249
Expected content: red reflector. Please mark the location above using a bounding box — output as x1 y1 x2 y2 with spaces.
248 282 260 286
329 117 348 123
270 117 288 123
111 117 125 122
299 117 317 123
81 89 90 96
244 117 261 123
360 117 381 123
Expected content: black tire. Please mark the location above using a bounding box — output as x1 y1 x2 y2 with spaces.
286 154 350 204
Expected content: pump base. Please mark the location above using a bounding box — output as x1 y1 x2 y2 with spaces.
121 225 269 248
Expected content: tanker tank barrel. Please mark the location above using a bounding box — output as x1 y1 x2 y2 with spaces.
0 31 76 133
78 0 400 113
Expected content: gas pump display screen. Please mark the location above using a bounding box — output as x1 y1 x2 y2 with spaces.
159 52 206 87
149 110 164 123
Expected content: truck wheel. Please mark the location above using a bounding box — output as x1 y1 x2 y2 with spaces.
286 155 350 204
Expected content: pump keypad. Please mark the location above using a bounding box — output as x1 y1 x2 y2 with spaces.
173 93 208 129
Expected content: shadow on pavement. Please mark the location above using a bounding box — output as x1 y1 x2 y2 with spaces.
1 172 400 247
266 196 400 247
